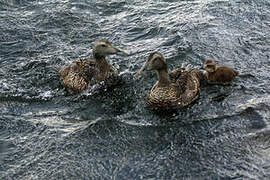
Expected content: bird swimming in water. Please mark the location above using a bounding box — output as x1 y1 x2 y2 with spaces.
203 59 238 84
136 52 204 110
60 39 129 93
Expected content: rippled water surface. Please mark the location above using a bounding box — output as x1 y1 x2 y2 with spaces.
1 0 270 179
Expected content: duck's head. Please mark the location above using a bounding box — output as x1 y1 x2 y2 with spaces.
203 59 217 73
93 39 129 58
136 52 167 76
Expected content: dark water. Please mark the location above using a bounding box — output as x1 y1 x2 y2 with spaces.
1 0 270 179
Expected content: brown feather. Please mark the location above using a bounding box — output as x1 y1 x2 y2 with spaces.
147 69 203 109
203 59 238 84
60 58 118 93
138 52 204 110
59 39 127 93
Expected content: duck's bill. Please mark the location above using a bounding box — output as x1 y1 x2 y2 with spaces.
114 47 129 55
135 61 148 77
135 71 142 77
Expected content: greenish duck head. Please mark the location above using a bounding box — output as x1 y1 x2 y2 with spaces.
93 39 129 59
136 52 168 76
203 59 217 73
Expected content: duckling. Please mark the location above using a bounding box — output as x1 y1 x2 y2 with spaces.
136 52 204 110
60 39 129 93
203 59 238 84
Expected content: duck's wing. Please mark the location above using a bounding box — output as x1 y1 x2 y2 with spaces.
80 58 96 79
60 58 96 93
175 69 203 106
60 58 96 76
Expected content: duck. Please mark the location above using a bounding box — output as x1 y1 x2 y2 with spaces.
60 39 129 93
203 59 238 84
136 52 204 110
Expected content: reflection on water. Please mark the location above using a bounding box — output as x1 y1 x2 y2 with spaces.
0 0 270 179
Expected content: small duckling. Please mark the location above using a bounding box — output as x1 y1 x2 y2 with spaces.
136 52 204 110
60 39 129 93
203 59 238 84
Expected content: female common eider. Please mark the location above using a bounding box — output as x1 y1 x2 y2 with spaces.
203 59 238 84
136 52 204 110
60 39 129 93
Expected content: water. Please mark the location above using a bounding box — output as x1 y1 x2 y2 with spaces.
1 0 270 179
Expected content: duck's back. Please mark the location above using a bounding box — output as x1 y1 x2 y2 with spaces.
60 58 96 93
175 69 203 106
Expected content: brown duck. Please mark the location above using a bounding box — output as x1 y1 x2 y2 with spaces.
136 52 204 110
203 59 238 84
60 39 129 93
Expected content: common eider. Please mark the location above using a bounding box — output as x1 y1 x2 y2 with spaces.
136 52 204 110
203 59 238 84
60 39 129 93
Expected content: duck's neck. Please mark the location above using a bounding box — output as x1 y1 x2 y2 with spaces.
157 68 171 87
94 53 111 80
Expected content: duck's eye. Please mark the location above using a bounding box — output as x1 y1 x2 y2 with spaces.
101 44 106 47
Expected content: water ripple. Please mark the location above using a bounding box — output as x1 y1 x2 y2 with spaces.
0 0 270 179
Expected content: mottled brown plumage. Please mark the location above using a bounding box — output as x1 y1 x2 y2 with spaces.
136 52 204 110
203 59 238 84
60 39 128 93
